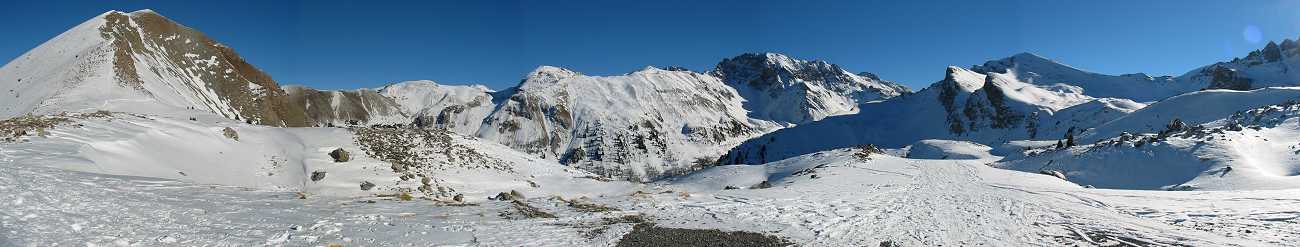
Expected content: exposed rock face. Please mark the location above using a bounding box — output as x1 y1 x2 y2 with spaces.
713 53 910 124
0 10 308 126
282 86 408 127
1201 64 1253 90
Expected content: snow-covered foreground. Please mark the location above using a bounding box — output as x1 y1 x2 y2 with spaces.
3 124 1298 246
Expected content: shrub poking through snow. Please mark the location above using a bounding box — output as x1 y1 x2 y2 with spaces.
560 196 619 212
329 148 350 162
1 111 111 142
221 127 238 141
501 200 556 219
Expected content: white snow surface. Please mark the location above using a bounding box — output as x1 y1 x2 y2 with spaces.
6 142 1297 245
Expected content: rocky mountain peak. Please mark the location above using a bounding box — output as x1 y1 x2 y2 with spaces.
1 9 309 126
521 66 580 87
711 52 909 124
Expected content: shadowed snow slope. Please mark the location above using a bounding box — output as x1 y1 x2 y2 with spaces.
904 139 999 161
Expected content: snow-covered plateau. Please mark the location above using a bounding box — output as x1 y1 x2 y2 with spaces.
3 9 1300 246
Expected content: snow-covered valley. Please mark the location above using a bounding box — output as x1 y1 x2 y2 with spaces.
4 8 1300 247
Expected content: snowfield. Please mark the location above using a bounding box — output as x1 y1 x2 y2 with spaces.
4 128 1299 245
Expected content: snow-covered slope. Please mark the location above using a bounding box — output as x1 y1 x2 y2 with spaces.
973 53 1199 102
0 110 627 200
0 10 307 126
999 100 1300 190
476 66 780 181
1080 87 1300 142
7 142 1298 245
712 53 910 124
650 149 1296 246
283 85 408 127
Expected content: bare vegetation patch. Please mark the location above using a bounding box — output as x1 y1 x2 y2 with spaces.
500 200 557 219
1 111 112 142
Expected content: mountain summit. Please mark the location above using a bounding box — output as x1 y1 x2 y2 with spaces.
713 53 910 124
0 10 307 126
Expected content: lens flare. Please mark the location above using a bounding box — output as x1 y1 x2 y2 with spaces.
1243 25 1263 44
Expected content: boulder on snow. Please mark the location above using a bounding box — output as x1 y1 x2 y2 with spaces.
329 148 350 162
221 127 239 141
359 181 376 191
310 171 326 181
752 180 772 189
452 194 464 202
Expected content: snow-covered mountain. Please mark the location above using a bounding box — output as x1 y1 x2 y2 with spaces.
972 52 1198 102
0 10 308 126
475 66 780 180
1178 38 1300 90
713 53 910 124
721 66 1137 164
377 80 500 135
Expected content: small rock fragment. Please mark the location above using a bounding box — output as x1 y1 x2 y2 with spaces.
359 181 375 191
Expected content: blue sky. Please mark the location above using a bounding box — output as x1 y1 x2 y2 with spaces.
3 1 1300 90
